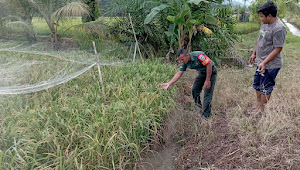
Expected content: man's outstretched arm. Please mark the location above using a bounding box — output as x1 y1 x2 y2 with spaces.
162 71 184 90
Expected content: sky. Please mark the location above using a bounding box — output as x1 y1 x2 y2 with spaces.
224 0 254 7
236 0 252 6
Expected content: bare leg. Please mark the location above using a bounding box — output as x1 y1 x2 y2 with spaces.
260 94 271 111
255 90 262 110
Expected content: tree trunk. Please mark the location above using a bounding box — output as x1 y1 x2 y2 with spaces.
90 0 97 21
188 41 192 52
178 25 182 50
180 26 185 49
49 23 58 43
50 31 58 43
46 19 58 43
165 47 174 62
188 30 193 52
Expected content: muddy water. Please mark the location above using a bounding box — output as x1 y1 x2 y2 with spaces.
282 19 300 37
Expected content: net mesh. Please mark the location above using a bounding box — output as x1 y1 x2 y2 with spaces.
0 39 136 94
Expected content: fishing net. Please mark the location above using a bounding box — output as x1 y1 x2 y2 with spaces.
0 2 142 95
0 38 138 94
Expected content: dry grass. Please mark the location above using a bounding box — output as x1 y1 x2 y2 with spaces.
171 32 300 169
215 64 300 169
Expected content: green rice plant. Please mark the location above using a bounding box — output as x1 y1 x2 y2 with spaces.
0 56 178 169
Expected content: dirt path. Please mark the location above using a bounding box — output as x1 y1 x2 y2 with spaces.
136 70 243 170
134 111 179 170
135 71 196 170
136 100 192 170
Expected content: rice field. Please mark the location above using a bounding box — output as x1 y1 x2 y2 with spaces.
233 22 260 34
0 45 178 169
1 20 300 169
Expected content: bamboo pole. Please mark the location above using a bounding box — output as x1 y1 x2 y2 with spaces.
133 42 137 62
92 41 105 95
128 13 143 61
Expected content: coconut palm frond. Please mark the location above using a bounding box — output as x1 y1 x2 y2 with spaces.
5 21 35 36
65 20 109 36
2 15 22 22
76 20 108 31
52 2 90 19
27 0 48 20
27 0 41 12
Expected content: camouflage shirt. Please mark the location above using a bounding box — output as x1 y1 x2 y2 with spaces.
179 51 214 71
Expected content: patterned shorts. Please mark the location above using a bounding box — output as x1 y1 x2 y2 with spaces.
253 68 280 95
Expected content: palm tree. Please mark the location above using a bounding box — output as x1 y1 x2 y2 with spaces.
27 0 90 42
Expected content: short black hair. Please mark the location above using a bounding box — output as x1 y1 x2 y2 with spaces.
257 1 277 17
177 49 188 57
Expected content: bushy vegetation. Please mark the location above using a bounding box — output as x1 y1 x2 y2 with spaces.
97 0 238 63
2 0 239 63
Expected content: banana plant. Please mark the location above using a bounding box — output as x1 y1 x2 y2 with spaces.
144 0 217 51
164 24 177 61
185 11 220 51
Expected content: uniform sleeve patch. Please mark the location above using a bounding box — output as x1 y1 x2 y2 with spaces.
197 54 211 66
179 64 187 71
